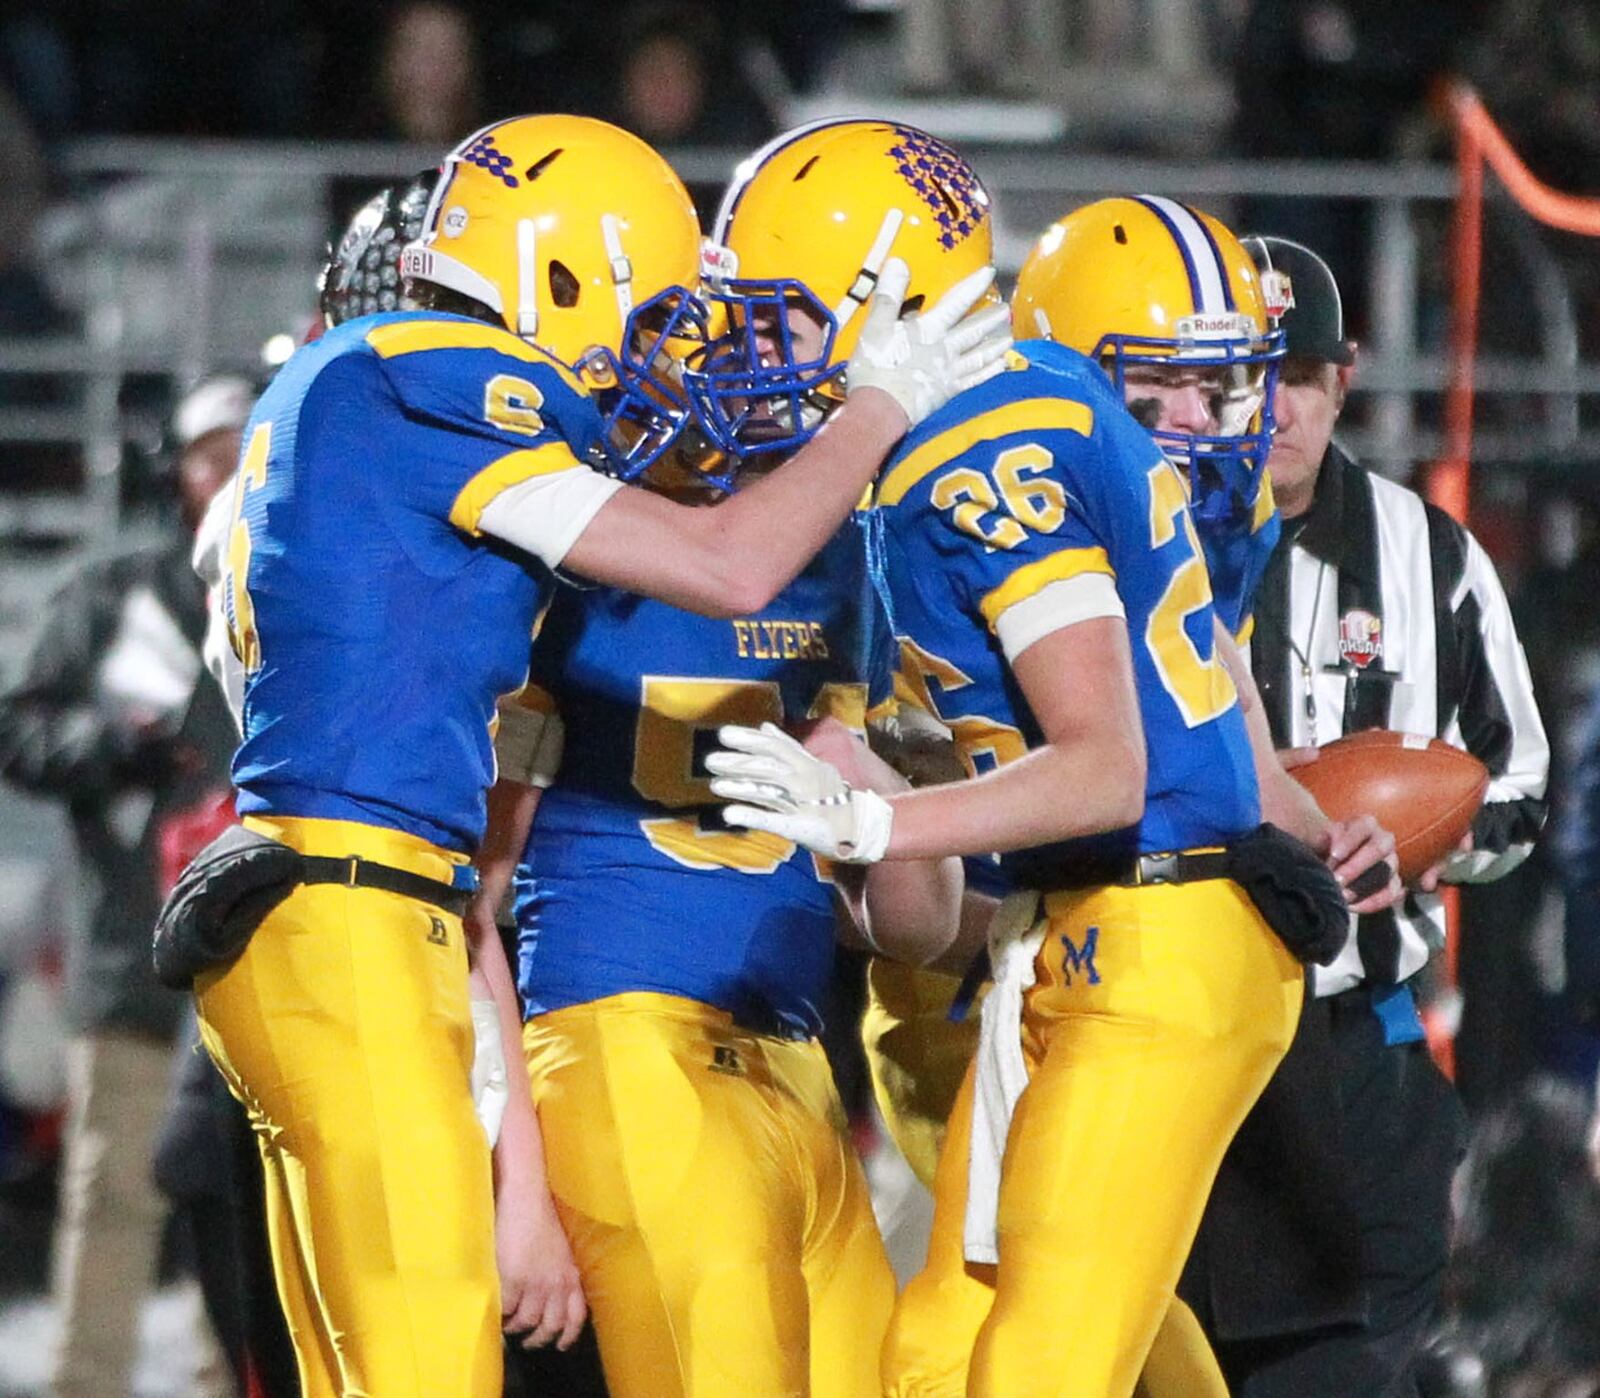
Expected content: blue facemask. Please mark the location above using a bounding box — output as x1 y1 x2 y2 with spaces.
682 276 843 462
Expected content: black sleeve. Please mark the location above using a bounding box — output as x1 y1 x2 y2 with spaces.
1427 507 1551 880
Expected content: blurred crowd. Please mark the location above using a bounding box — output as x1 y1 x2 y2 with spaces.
0 0 1592 170
0 0 1595 352
0 0 800 148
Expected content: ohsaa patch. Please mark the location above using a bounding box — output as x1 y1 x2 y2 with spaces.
1261 269 1295 320
1338 609 1383 669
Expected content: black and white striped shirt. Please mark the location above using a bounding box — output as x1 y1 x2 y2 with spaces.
1249 443 1550 997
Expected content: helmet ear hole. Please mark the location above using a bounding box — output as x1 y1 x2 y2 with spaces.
549 260 580 308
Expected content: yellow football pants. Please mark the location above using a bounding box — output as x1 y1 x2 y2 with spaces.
883 878 1303 1398
862 958 982 1191
862 956 1232 1397
524 992 896 1398
195 815 500 1398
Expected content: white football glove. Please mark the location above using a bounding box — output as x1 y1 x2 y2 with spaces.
706 722 894 865
846 259 1013 428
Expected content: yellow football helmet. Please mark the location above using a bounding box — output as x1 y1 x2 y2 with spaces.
1013 195 1283 522
684 118 995 457
402 115 709 478
404 114 699 363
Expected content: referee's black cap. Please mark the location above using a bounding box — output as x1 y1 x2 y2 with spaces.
1242 235 1355 367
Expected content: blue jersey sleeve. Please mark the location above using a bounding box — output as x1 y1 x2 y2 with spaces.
362 314 608 535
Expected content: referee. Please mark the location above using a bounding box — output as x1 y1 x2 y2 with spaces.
1176 237 1551 1397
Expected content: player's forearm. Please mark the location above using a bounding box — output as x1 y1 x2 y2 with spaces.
698 389 905 612
864 849 965 965
1244 696 1328 851
475 778 541 916
1215 620 1330 851
465 911 548 1199
564 391 905 617
1259 760 1329 851
882 618 1147 859
883 738 1145 861
923 889 1001 976
467 779 544 1196
827 720 965 962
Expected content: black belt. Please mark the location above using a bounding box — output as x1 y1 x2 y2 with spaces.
299 854 473 916
1040 847 1233 892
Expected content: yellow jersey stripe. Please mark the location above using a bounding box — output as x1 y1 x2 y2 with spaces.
366 318 545 361
1235 614 1256 647
877 398 1095 506
450 442 581 535
364 319 587 394
979 546 1114 629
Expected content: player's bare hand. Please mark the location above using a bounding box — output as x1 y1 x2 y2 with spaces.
1416 829 1474 893
1326 814 1402 914
1278 746 1321 773
497 1186 587 1351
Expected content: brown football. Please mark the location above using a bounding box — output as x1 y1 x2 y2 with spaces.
1291 730 1490 883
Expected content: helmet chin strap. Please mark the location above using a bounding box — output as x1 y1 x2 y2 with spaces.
830 208 905 332
1219 388 1265 438
516 218 539 338
601 213 635 327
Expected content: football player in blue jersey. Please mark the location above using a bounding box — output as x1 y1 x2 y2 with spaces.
1005 197 1407 1397
695 137 1397 1396
846 195 1407 1398
464 121 1008 1398
196 113 1008 1398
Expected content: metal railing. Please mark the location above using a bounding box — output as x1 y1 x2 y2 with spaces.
0 138 1594 550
